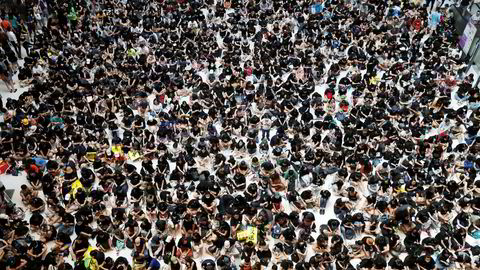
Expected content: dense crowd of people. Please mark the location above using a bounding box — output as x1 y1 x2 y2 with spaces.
1 0 480 269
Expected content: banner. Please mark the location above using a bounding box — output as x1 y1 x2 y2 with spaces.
460 21 477 54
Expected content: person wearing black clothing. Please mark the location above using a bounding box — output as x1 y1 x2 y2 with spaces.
416 255 436 270
71 236 89 261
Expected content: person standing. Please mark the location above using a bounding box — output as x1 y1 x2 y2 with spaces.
67 4 78 32
26 11 36 46
6 25 20 58
0 58 15 93
260 114 272 140
1 17 10 31
18 19 30 57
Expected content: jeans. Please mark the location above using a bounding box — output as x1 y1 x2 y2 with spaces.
235 95 246 104
455 93 469 102
325 167 340 175
466 135 478 145
469 102 480 110
111 129 118 138
261 129 270 140
425 0 435 9
335 112 346 122
57 224 74 235
319 197 329 209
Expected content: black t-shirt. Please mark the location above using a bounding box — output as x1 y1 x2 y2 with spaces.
131 187 143 200
29 213 44 226
359 258 373 269
201 194 215 206
183 219 194 231
283 228 296 242
199 148 209 158
31 198 44 209
417 256 435 270
404 230 420 245
57 233 72 244
62 213 75 225
73 239 89 253
257 249 272 260
75 224 93 237
247 140 256 150
234 174 246 186
374 256 387 268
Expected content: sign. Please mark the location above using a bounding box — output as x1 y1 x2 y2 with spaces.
460 21 477 54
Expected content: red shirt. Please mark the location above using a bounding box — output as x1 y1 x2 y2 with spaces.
326 91 333 100
244 67 253 76
412 19 422 31
27 164 40 174
1 20 10 30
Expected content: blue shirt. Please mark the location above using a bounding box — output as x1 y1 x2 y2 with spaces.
311 4 324 14
32 157 47 168
149 259 160 270
465 160 473 169
10 16 18 29
429 12 442 28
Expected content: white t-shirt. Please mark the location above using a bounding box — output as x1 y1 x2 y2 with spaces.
251 103 264 117
137 45 149 55
261 118 272 129
7 31 17 43
32 64 45 75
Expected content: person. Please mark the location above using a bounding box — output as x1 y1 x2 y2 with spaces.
0 56 15 92
18 19 30 57
71 235 89 261
132 237 149 270
260 115 272 140
19 184 37 205
5 25 20 58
